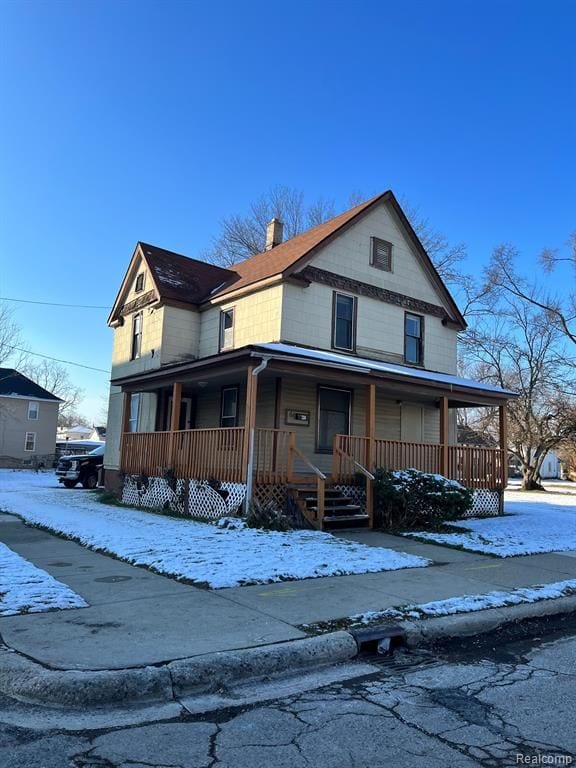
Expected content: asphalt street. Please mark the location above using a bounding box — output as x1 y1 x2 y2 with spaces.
2 613 576 768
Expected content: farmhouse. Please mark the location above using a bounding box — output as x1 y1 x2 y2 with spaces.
104 191 515 528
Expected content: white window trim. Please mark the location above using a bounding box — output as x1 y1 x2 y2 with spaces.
219 308 235 351
28 401 39 420
24 432 36 452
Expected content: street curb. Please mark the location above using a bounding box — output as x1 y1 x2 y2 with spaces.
0 631 357 709
397 594 576 646
2 596 576 710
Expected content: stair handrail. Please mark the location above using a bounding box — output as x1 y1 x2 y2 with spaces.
290 445 327 480
290 445 326 525
333 445 375 529
333 445 375 481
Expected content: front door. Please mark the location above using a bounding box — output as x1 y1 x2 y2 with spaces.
167 396 195 430
317 387 351 452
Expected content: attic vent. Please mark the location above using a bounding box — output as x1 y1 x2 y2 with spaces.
371 237 393 272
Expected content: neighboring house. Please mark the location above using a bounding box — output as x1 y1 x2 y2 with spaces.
509 450 563 480
57 425 107 442
104 190 516 528
0 368 61 468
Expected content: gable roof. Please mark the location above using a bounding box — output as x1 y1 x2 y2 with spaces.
139 243 234 305
0 368 62 402
108 243 234 324
109 190 466 328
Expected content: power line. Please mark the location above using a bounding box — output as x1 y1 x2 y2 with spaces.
0 297 110 310
7 346 109 374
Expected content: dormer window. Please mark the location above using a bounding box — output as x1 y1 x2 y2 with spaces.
219 308 235 351
371 237 393 272
135 273 145 293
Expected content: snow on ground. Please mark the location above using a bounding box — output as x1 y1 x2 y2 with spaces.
0 541 88 616
0 471 429 589
342 578 576 626
404 487 576 557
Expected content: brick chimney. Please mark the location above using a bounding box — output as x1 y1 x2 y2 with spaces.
265 218 284 250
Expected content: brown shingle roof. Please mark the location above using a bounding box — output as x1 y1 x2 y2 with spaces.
139 243 234 305
209 192 386 299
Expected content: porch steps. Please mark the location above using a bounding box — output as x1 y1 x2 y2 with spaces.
289 485 369 531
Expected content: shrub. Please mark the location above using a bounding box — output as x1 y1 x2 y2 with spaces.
245 501 292 532
373 468 473 530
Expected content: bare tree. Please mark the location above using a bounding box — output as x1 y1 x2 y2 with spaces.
485 239 576 348
461 293 576 490
20 359 83 425
207 186 336 266
0 302 27 367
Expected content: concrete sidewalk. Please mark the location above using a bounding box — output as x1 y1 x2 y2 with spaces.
2 513 576 707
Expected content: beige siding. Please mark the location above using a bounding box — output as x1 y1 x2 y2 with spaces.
104 387 123 470
375 396 401 440
312 202 451 307
111 305 164 379
161 306 200 364
199 285 283 358
0 396 58 464
281 282 458 374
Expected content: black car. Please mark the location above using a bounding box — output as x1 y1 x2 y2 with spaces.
56 445 105 489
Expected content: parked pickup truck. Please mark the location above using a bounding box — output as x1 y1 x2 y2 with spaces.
56 445 105 489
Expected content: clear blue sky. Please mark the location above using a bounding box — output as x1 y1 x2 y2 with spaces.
0 0 574 422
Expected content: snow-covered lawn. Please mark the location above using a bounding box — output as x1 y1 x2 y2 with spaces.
0 541 88 616
403 489 576 557
303 578 576 631
0 471 429 589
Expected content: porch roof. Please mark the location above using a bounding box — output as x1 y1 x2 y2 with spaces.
113 342 516 406
253 343 517 398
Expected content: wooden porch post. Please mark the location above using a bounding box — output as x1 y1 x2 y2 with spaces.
499 404 508 490
439 396 449 477
243 366 258 506
365 383 376 528
168 382 182 466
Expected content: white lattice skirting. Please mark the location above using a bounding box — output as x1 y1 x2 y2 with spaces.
122 475 246 520
465 488 502 517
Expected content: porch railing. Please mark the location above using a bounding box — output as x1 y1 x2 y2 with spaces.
253 428 294 484
120 428 245 483
332 434 505 490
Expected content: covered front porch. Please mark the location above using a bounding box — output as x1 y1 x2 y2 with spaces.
113 343 512 530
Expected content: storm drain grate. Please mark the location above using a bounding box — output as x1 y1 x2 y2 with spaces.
351 624 407 656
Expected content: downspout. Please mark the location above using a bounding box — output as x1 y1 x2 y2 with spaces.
245 356 271 512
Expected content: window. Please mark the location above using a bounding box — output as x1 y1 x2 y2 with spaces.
405 313 423 365
135 272 145 293
220 386 238 428
317 387 351 453
131 313 143 360
332 292 357 351
28 401 39 420
24 432 36 452
219 308 235 351
370 237 393 272
128 393 140 433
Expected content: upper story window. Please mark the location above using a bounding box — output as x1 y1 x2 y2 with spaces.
135 272 145 293
220 386 238 428
28 401 39 420
219 308 235 351
24 432 36 452
332 292 357 352
131 313 143 360
405 313 423 365
370 237 393 272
